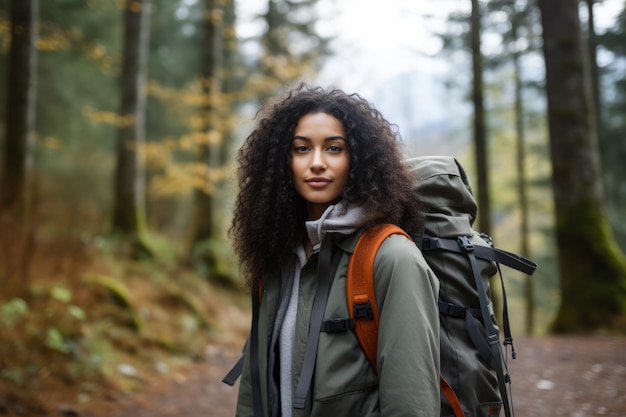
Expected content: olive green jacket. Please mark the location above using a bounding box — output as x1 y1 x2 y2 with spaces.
236 230 440 417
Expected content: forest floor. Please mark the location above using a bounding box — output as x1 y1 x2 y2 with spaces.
24 334 626 417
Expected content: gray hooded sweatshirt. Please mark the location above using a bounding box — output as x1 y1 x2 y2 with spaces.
278 202 382 416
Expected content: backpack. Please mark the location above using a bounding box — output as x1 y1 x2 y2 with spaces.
347 156 538 417
223 156 538 417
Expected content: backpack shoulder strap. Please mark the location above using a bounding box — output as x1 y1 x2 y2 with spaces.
346 223 410 370
346 224 466 417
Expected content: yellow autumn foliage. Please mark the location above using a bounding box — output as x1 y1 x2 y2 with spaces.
83 106 136 128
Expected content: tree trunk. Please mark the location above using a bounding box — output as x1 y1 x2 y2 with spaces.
471 0 501 319
265 0 282 58
1 0 39 301
187 0 223 271
539 0 626 333
585 0 602 132
112 0 152 258
1 0 39 219
219 0 238 170
470 0 491 237
587 0 625 252
256 0 283 99
509 11 534 335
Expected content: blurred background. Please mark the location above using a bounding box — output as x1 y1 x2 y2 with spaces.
0 0 625 414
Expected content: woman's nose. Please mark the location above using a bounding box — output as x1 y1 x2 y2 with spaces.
310 149 327 170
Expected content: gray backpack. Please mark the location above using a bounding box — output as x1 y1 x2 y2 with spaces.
345 156 537 417
412 156 537 416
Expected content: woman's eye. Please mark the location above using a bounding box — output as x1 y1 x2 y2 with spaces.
327 145 342 152
293 145 309 153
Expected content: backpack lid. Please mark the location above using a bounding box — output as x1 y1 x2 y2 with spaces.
406 156 477 238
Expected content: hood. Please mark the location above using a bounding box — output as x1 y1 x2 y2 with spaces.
304 201 381 251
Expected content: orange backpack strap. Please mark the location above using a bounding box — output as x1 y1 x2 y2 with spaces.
441 375 466 417
347 224 466 417
346 224 410 370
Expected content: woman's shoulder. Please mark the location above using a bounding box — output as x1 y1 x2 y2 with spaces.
377 232 420 256
340 224 427 269
373 232 430 271
372 231 439 297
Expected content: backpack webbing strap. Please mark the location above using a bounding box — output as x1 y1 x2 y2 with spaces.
424 235 536 361
422 237 537 276
250 293 264 417
222 354 244 386
441 376 466 417
293 234 334 409
495 263 517 359
223 238 341 410
223 284 264 387
347 224 466 417
464 305 496 366
457 236 514 417
347 224 409 369
440 299 497 368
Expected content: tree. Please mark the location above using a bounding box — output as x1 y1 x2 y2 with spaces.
1 0 39 219
507 1 534 335
487 0 539 334
23 1 122 237
256 0 330 98
0 0 38 301
112 0 152 257
584 0 602 131
470 0 491 237
538 0 626 332
437 2 493 236
596 3 626 251
219 0 240 166
186 0 224 272
218 0 242 202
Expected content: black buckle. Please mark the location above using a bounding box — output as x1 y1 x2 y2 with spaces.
439 301 466 319
353 301 373 319
457 236 474 252
422 237 436 250
321 318 355 333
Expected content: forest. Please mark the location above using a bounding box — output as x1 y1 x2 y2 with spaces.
0 0 625 415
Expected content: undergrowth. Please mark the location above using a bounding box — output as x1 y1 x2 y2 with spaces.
0 223 249 415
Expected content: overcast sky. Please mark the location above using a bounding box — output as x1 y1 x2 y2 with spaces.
232 0 624 136
314 0 623 95
314 0 454 95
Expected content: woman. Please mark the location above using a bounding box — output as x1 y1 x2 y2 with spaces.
230 84 440 417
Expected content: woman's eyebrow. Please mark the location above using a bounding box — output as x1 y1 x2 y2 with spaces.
292 135 346 141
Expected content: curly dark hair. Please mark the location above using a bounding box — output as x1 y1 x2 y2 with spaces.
230 83 424 289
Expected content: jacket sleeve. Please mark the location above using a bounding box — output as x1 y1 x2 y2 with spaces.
374 234 441 416
235 340 254 417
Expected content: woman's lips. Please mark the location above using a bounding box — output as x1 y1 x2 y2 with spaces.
306 177 331 188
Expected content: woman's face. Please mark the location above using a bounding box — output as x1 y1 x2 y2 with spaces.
290 112 350 220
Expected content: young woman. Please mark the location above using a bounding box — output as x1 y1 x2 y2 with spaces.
230 84 440 417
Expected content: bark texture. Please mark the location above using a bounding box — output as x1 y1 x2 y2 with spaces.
112 0 151 256
539 0 626 332
186 0 224 271
1 0 39 218
470 0 491 237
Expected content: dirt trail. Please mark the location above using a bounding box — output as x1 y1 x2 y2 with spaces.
508 336 626 417
50 336 625 417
